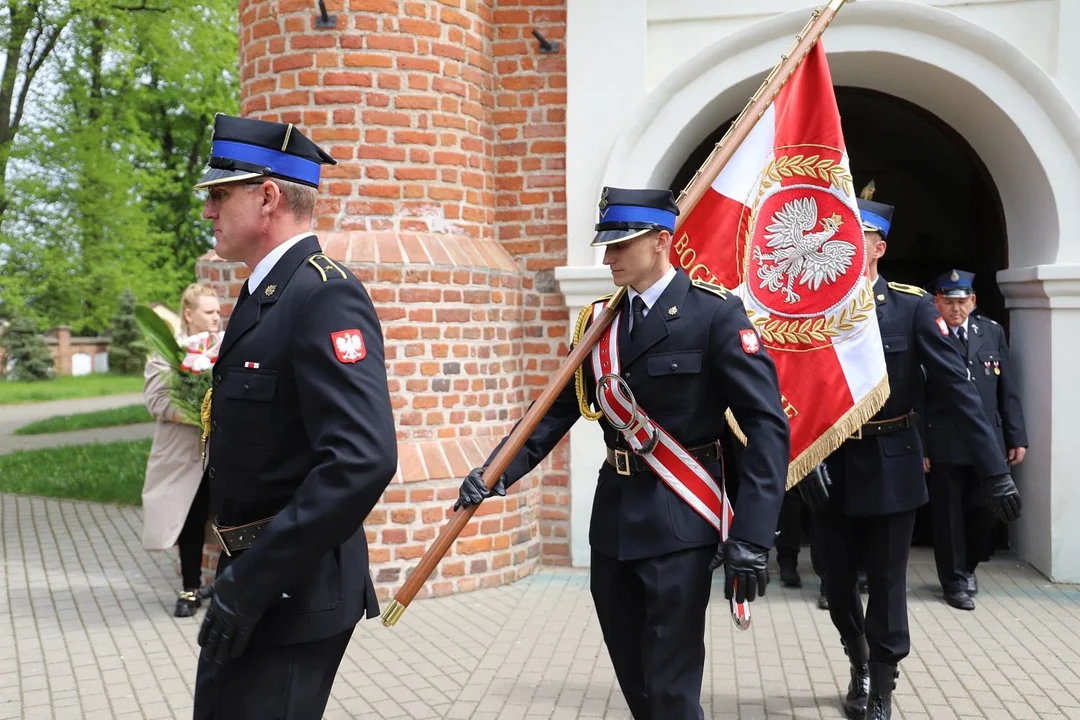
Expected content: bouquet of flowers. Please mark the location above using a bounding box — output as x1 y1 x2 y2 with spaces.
135 305 223 429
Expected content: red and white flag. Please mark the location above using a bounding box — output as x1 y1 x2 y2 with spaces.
673 43 888 485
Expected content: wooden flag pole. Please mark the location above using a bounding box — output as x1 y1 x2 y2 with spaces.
381 0 853 628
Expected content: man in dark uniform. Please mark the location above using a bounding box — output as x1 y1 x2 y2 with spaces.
190 114 398 718
800 193 1022 720
453 187 791 720
924 269 1028 611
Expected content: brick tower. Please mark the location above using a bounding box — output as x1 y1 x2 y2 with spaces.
197 0 571 601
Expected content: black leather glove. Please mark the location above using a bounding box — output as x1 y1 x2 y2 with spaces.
796 463 832 509
454 466 507 511
197 564 265 664
982 473 1022 523
709 537 770 603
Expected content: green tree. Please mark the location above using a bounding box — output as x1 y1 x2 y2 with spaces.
107 288 145 374
2 315 54 380
0 1 239 332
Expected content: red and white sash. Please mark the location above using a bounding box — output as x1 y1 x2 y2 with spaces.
588 300 750 628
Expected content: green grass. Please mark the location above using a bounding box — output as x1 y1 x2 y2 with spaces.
13 404 152 435
0 439 151 505
0 374 143 405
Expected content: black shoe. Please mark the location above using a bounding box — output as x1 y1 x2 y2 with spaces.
780 564 802 588
842 635 870 719
174 589 202 618
966 573 978 596
866 663 897 720
818 594 830 610
944 590 975 611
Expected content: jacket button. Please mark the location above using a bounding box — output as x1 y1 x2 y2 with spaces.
884 344 890 350
623 371 631 380
208 467 217 479
211 420 218 433
213 375 221 386
242 384 250 392
669 362 679 371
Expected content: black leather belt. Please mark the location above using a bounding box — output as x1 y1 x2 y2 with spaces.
605 441 722 476
851 411 919 440
212 516 275 557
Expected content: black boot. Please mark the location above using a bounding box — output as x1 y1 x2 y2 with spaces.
866 662 898 720
842 635 870 719
779 562 802 588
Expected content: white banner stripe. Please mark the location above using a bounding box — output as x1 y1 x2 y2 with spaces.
712 104 776 204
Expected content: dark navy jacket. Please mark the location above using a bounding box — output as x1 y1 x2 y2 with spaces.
489 269 791 561
205 235 397 648
924 313 1027 465
824 276 1010 517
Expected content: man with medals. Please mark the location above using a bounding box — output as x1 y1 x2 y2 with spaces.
924 269 1028 611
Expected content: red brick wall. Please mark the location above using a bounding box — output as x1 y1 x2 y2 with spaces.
491 0 570 563
199 0 571 599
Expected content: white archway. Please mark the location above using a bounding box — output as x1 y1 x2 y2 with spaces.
561 0 1080 580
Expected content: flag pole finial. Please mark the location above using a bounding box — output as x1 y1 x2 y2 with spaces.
859 180 876 200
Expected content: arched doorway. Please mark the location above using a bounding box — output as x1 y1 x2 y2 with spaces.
669 87 1009 328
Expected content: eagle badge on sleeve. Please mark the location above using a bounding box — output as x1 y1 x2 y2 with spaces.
739 328 760 354
331 329 366 363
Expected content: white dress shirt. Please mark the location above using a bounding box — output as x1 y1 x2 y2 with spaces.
247 232 314 293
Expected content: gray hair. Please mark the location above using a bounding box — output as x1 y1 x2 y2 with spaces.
246 178 318 219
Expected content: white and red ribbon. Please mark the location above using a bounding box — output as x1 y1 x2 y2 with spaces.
589 301 751 628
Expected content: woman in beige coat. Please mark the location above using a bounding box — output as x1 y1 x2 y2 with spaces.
141 283 221 617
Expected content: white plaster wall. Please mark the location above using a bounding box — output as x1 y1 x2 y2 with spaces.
645 0 1059 91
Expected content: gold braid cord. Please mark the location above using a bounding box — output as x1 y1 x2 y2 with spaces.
200 388 213 459
573 302 604 421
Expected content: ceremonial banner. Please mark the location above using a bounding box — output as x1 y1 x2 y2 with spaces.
674 43 889 486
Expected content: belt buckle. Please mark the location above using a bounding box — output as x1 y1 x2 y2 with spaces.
613 449 631 476
211 522 232 557
851 425 864 441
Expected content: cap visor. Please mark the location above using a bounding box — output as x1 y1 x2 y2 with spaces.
590 228 654 247
939 289 974 298
193 168 265 190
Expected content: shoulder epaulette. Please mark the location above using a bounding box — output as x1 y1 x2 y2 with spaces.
887 281 927 297
692 279 730 299
978 315 1000 326
307 253 348 282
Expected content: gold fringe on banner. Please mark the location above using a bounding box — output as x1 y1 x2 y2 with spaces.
724 375 891 490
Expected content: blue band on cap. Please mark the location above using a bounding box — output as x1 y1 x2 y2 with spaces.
598 205 676 231
860 210 891 237
210 140 321 186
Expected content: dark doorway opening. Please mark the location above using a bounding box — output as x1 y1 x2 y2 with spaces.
688 88 1011 550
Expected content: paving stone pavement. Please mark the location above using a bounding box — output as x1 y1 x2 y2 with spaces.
4 492 1080 719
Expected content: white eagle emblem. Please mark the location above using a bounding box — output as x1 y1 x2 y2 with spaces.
752 196 857 304
331 329 366 363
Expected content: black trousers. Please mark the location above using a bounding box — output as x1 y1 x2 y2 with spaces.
775 490 824 578
590 546 714 720
193 627 353 719
928 463 994 594
814 508 916 665
177 475 210 590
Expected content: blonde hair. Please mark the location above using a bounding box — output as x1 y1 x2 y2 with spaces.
179 283 219 336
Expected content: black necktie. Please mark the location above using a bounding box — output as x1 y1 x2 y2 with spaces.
957 326 967 349
630 296 647 340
